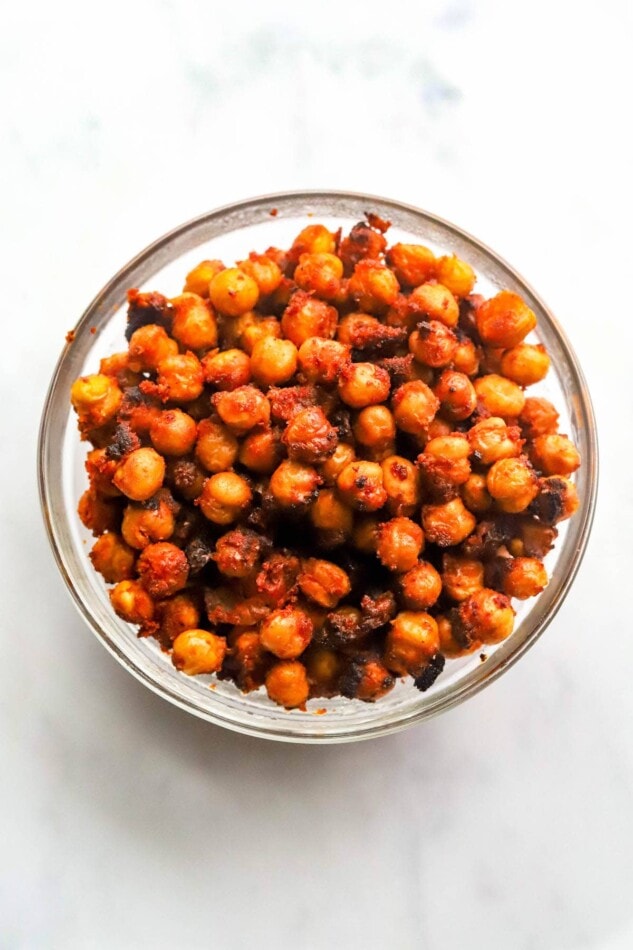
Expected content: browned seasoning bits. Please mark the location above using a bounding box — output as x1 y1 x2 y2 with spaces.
71 214 581 709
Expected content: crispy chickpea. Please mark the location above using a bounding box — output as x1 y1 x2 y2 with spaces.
292 223 337 256
137 542 189 598
487 457 539 513
297 337 350 385
172 629 226 675
260 606 313 659
452 337 480 376
70 373 122 428
517 516 558 556
474 374 526 419
392 380 439 435
127 325 178 373
386 243 437 287
198 472 252 524
155 352 204 403
170 293 218 351
226 629 269 692
237 252 283 296
240 316 282 356
212 527 264 579
519 397 559 439
201 348 252 390
500 343 550 386
310 489 354 537
476 290 537 348
499 557 548 599
249 337 298 387
85 448 121 497
340 655 395 702
338 362 390 409
281 291 338 346
282 406 338 464
437 613 481 658
399 561 442 610
457 588 515 645
265 660 310 708
304 646 343 697
410 282 459 327
384 611 440 676
89 532 136 583
209 267 259 317
298 559 351 608
422 497 477 546
149 409 197 457
320 442 356 485
269 460 321 509
110 580 155 625
348 260 399 313
441 553 484 602
435 255 476 298
461 473 493 513
78 489 120 536
409 321 458 368
376 518 424 572
99 351 140 389
381 455 421 517
294 252 343 300
434 369 477 421
353 405 396 452
193 419 238 473
113 447 165 501
352 516 381 554
530 475 579 524
337 461 387 512
467 417 523 465
239 427 282 474
213 385 270 434
419 435 471 491
183 259 224 296
338 221 388 270
531 433 581 476
164 458 207 501
121 491 176 549
156 593 201 645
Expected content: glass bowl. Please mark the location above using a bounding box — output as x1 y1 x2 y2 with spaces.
38 191 598 743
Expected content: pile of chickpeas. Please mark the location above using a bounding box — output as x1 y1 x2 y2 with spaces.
71 214 581 710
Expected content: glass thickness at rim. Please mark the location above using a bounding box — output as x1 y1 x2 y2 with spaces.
38 190 598 743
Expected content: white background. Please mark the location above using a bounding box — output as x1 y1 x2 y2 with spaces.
2 1 633 948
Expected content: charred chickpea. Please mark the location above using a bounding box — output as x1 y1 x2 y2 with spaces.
237 252 283 296
421 497 477 547
137 542 190 598
260 607 313 659
409 320 458 368
198 472 252 524
338 362 391 409
172 629 227 675
209 267 259 317
194 418 239 473
156 352 205 403
110 580 155 625
149 409 197 457
282 406 338 465
213 385 271 434
457 588 515 645
392 380 440 435
201 348 252 390
410 281 459 327
227 629 269 692
183 258 225 297
127 325 178 373
156 593 201 644
249 336 298 387
297 337 350 385
85 448 122 498
239 427 282 474
384 612 440 677
517 517 558 557
269 460 321 509
212 528 264 579
337 461 387 512
70 374 122 428
530 475 579 524
476 290 537 348
381 455 422 517
467 417 523 465
474 374 526 419
89 532 136 583
265 660 310 709
113 447 165 501
435 255 476 298
500 557 548 599
441 553 484 602
298 559 352 608
310 488 354 537
531 433 581 476
292 223 337 256
519 397 559 438
386 243 437 287
486 457 539 513
320 442 356 485
164 458 207 501
121 491 176 549
399 561 442 610
461 473 493 513
434 369 477 421
353 406 396 453
500 343 550 386
437 613 481 658
304 646 344 697
170 293 218 351
348 259 400 313
294 252 344 300
376 518 424 572
339 655 395 702
281 291 338 346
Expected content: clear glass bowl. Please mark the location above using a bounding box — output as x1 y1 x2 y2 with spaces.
38 191 598 743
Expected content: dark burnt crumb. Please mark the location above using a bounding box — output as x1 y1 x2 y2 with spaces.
365 211 391 233
125 288 172 342
360 590 397 633
480 653 488 662
65 330 75 343
105 422 141 460
186 535 215 574
413 653 445 692
378 353 415 386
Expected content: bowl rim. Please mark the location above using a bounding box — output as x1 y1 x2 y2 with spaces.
38 189 599 743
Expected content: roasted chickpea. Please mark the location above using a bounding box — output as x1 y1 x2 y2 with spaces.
198 472 252 524
384 611 440 676
170 293 218 351
183 259 224 296
193 419 237 473
452 337 480 376
474 374 526 419
304 646 344 697
238 427 282 474
155 593 201 645
70 374 122 428
338 220 388 270
419 435 471 493
260 605 313 660
269 460 321 509
281 291 338 346
155 352 205 403
265 660 310 708
467 417 523 465
89 532 136 583
297 337 350 385
113 447 165 501
437 613 481 658
99 351 140 389
237 252 283 295
212 527 264 579
78 489 120 536
381 455 422 517
434 369 477 421
320 442 356 485
352 516 381 554
500 343 550 386
310 488 354 537
410 281 459 327
337 461 387 512
240 315 282 356
441 553 484 602
348 260 399 313
421 497 476 546
298 559 352 608
517 516 558 556
376 518 424 572
127 325 178 374
499 557 548 599
519 397 559 439
476 290 536 348
248 336 298 388
164 458 207 501
121 491 176 549
292 223 337 256
435 255 476 298
201 348 251 391
353 405 396 452
213 385 271 434
226 630 270 692
294 252 343 300
137 542 189 598
461 473 493 513
399 561 442 610
337 362 390 409
85 448 121 498
530 475 579 524
149 409 197 457
409 320 458 368
392 380 439 435
282 406 338 465
457 588 515 645
386 243 437 287
531 433 581 476
110 579 155 625
172 629 227 675
487 457 539 513
209 267 259 317
339 655 395 702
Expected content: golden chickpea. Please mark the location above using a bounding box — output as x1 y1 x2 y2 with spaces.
530 475 579 524
376 517 424 572
441 553 484 602
70 373 122 428
156 594 201 645
452 338 480 376
519 397 559 439
294 251 344 299
353 405 396 451
238 427 282 474
500 557 548 599
89 532 136 583
156 352 204 403
409 321 458 368
500 343 550 386
127 325 178 373
265 660 310 708
410 282 459 327
474 374 526 418
338 362 391 408
113 447 165 501
281 291 338 346
170 293 218 351
399 561 442 610
437 613 481 658
237 252 283 295
310 489 354 536
435 255 476 298
348 260 400 313
297 337 350 385
476 290 537 348
250 336 298 387
149 409 197 457
421 497 477 546
320 442 356 485
194 418 239 472
213 385 271 434
531 433 581 476
384 611 440 676
269 460 321 509
381 455 422 517
392 380 439 435
457 588 515 645
434 369 477 421
121 492 176 549
352 516 381 554
467 417 523 465
198 472 252 524
487 457 539 513
304 646 343 697
201 348 252 390
282 406 338 465
461 473 493 513
337 461 387 512
110 579 155 625
292 223 337 256
298 558 352 608
137 542 190 598
386 243 437 287
172 629 227 675
209 267 259 316
183 258 225 296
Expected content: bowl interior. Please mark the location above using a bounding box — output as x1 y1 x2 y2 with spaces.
39 192 597 742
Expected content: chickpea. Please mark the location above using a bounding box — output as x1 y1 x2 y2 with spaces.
476 290 537 348
149 409 197 457
337 461 387 512
500 343 550 386
297 337 350 385
338 362 390 409
338 220 388 270
70 373 122 428
320 442 356 485
487 457 539 513
198 472 252 524
434 369 477 421
419 435 471 490
110 579 155 625
530 475 579 524
183 259 225 297
452 337 480 376
376 517 425 572
500 557 548 599
89 532 136 583
298 559 352 608
441 553 484 602
121 491 176 549
421 497 477 546
292 223 337 256
209 267 259 317
240 315 282 356
113 447 165 501
384 611 440 676
201 348 252 391
467 417 523 465
119 388 162 437
192 419 237 474
265 660 310 708
304 646 343 697
399 561 442 610
170 293 218 351
137 542 189 598
425 417 455 440
352 516 381 554
348 260 399 313
172 629 227 675
437 613 481 658
519 397 559 439
282 406 338 465
409 282 459 327
381 455 421 517
281 291 338 346
474 374 526 418
238 427 280 475
457 588 515 645
99 351 140 389
461 473 493 513
237 252 283 296
156 352 204 403
213 385 271 434
435 255 476 298
294 251 343 300
516 516 558 556
164 458 207 501
127 325 178 373
339 655 395 702
352 406 395 459
392 380 439 435
248 336 298 388
269 460 321 509
227 630 269 692
531 433 581 476
78 489 120 536
212 527 264 579
386 243 437 287
310 488 354 537
409 320 458 368
85 448 122 498
156 593 201 645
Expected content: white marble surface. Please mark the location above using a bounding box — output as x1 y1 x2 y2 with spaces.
2 1 633 947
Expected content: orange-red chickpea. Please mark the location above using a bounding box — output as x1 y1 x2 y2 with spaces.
156 593 201 644
352 516 381 554
340 655 395 702
201 348 252 390
348 260 400 313
113 447 165 501
410 282 459 327
183 259 225 297
467 417 523 465
282 406 338 465
519 397 559 438
376 517 424 572
310 488 354 536
110 580 155 625
384 611 440 676
420 435 472 487
392 380 439 435
213 385 271 434
240 316 282 356
500 343 550 386
77 489 120 536
530 475 579 525
386 243 437 287
164 458 207 501
381 455 422 517
421 497 477 547
434 369 477 421
269 460 321 509
265 660 310 708
474 374 526 419
399 561 442 610
209 267 259 317
198 472 252 524
486 457 539 513
137 542 190 598
452 338 480 376
337 461 387 512
298 559 352 608
353 405 396 452
441 553 484 602
238 428 282 474
260 607 314 659
249 336 298 387
127 325 178 373
89 532 136 583
170 293 218 351
294 252 343 300
500 557 548 599
70 374 123 428
156 352 205 403
320 442 356 485
457 588 515 645
304 646 344 697
338 362 390 409
437 613 481 658
194 418 239 473
409 320 458 368
172 629 227 675
531 434 581 476
85 448 122 498
476 290 536 348
149 409 197 457
281 291 338 346
297 337 350 385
